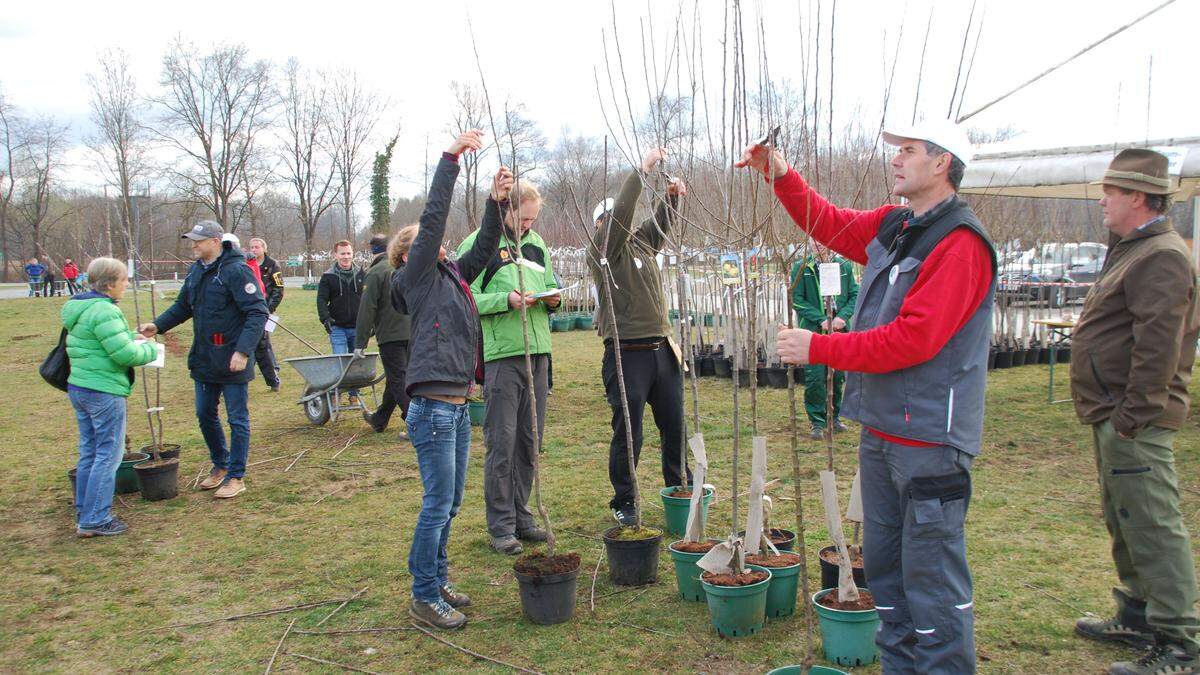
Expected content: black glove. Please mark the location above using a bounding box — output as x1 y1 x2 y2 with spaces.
323 320 332 334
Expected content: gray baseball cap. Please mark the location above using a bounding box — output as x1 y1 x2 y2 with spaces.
182 220 224 241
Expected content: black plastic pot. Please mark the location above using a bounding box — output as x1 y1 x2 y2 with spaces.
714 357 733 378
736 369 752 388
603 526 662 586
762 367 789 389
794 366 804 384
138 443 181 461
1057 347 1071 364
134 458 179 501
1037 347 1051 365
514 562 580 625
698 356 716 377
994 349 1014 369
987 349 997 371
818 545 868 591
756 368 770 388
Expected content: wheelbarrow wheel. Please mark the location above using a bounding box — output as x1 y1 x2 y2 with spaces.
302 386 331 425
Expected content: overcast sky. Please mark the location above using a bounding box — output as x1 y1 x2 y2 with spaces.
1 0 1193 214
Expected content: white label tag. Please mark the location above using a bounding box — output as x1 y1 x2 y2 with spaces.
264 313 279 333
634 258 643 270
516 258 545 274
889 266 900 285
819 262 841 296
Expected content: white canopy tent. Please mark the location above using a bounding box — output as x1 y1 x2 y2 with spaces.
960 136 1200 268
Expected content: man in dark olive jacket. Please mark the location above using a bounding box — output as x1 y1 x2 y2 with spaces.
139 220 268 499
1070 148 1200 675
355 233 411 435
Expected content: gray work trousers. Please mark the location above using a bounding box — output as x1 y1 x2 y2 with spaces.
483 355 548 539
859 430 976 675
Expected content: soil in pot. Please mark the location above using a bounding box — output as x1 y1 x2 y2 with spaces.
134 457 179 501
603 526 662 586
115 452 149 494
139 443 181 460
702 569 769 586
514 552 582 625
746 552 802 568
669 539 719 601
817 588 876 611
741 528 796 551
819 545 867 590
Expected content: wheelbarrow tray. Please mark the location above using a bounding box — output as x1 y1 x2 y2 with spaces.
285 353 381 394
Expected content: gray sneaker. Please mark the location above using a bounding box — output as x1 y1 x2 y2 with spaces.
517 526 549 543
809 426 825 440
409 598 466 630
1076 615 1155 649
440 583 471 608
77 517 129 538
1108 642 1198 675
490 535 523 555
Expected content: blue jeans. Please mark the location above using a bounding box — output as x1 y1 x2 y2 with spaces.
69 388 127 529
406 396 471 602
28 280 40 297
329 326 359 396
194 381 251 478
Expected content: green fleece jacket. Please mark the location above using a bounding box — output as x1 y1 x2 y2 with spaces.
457 226 557 362
588 170 677 341
61 294 158 397
789 255 859 332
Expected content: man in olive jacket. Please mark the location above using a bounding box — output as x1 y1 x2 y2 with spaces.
457 181 558 555
355 233 411 435
790 243 859 437
1070 148 1200 675
588 147 691 526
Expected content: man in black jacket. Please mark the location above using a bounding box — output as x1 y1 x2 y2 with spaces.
355 233 411 435
139 220 268 499
248 237 283 391
317 240 366 403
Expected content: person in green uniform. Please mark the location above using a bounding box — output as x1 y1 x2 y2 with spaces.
789 242 858 438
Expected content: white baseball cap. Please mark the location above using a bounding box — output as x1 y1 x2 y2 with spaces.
222 233 241 248
592 198 615 223
881 119 974 166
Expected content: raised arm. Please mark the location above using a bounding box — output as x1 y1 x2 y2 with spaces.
594 168 645 260
457 166 511 283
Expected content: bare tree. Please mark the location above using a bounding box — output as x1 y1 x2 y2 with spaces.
87 48 148 257
326 69 384 243
448 81 488 228
278 58 339 277
154 37 275 232
0 86 28 280
15 116 69 259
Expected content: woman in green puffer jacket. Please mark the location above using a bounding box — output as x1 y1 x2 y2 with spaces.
62 257 158 538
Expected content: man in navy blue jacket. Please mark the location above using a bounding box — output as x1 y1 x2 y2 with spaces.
139 220 268 499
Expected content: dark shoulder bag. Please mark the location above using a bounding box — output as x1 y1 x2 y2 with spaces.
40 328 71 392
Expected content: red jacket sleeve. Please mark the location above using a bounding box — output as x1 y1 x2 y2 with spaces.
771 168 900 265
809 228 993 373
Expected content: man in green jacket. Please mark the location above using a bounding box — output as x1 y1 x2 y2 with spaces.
588 147 690 527
789 243 859 438
355 233 412 436
458 179 558 555
1070 149 1200 675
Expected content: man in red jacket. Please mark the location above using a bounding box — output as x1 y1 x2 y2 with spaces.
62 258 80 295
737 120 996 675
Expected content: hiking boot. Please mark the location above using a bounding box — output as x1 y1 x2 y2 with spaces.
77 517 129 538
833 419 849 433
409 598 467 630
490 535 523 555
1077 615 1155 649
612 503 638 527
214 478 246 499
517 526 549 543
348 395 361 407
269 382 281 393
1108 641 1198 675
810 426 826 440
363 410 386 433
440 583 471 608
198 467 228 490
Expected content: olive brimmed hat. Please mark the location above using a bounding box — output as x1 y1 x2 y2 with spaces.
1092 148 1178 195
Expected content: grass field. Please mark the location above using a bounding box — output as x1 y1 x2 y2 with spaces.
1 289 1197 674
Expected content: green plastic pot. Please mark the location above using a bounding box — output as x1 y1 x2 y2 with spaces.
763 662 849 667
812 588 880 667
667 539 719 602
573 314 594 330
468 400 486 426
115 452 150 494
550 316 574 332
762 559 802 618
659 485 715 537
701 564 772 638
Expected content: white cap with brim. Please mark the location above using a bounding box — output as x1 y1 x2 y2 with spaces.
222 233 240 248
881 120 974 166
593 198 615 223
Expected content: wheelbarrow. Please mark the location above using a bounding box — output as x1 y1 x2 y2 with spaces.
284 352 384 425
